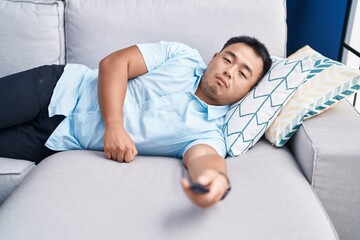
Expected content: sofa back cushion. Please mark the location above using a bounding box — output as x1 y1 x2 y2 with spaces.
65 0 287 68
0 0 65 77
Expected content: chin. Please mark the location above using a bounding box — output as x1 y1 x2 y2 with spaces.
213 99 230 106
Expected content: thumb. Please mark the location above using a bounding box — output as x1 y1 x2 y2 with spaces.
181 178 193 196
197 170 215 186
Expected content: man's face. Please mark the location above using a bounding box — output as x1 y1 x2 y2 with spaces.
196 43 264 106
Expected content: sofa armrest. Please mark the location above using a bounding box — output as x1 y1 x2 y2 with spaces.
288 100 360 240
0 158 35 205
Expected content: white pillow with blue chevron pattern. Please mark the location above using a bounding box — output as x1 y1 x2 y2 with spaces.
265 46 360 147
223 57 313 157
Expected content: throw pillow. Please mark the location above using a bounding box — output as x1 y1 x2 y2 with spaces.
223 57 313 157
265 46 360 147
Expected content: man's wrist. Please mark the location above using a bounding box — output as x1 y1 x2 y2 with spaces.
104 117 123 127
217 171 231 200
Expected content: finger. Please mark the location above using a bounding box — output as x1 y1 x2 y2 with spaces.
124 149 134 163
116 152 125 162
124 144 138 163
133 145 138 156
181 178 211 204
111 152 118 162
181 178 191 190
181 178 196 198
110 151 122 163
197 171 224 201
197 170 216 186
105 151 112 160
208 173 229 201
110 151 117 161
211 178 226 201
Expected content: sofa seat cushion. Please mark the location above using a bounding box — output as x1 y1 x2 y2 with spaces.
0 158 35 205
0 141 338 239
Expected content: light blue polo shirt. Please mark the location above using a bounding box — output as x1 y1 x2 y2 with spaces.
46 41 229 158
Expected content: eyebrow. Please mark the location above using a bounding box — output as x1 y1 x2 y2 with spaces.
225 50 254 77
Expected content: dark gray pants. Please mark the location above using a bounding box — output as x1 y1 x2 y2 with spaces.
0 65 65 163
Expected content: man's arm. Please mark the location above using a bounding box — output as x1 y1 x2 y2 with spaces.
98 45 147 162
181 144 230 208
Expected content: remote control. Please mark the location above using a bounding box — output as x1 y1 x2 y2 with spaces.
189 182 210 194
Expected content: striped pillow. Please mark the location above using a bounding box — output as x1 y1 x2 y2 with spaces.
265 46 360 147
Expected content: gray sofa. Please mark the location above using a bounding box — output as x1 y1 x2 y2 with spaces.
0 0 359 239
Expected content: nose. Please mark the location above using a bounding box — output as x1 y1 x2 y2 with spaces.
223 70 232 79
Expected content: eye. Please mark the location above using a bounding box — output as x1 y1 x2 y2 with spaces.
239 71 247 79
223 57 231 64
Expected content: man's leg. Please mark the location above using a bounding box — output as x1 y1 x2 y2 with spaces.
0 65 65 163
0 112 64 164
0 65 64 129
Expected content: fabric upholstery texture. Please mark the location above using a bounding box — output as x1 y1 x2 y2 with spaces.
64 0 287 68
0 148 338 239
0 158 35 205
0 0 65 77
288 100 360 240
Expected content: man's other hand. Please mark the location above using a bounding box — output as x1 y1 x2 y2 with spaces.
103 124 138 163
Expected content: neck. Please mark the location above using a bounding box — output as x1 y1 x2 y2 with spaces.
194 85 220 106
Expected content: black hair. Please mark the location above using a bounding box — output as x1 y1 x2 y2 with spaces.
221 36 272 80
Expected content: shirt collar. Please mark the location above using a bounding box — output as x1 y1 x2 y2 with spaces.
192 67 229 120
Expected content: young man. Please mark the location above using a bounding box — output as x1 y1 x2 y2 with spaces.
0 36 271 208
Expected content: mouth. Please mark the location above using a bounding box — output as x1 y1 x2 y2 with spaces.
216 76 228 88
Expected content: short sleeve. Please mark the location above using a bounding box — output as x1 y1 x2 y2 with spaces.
181 138 227 159
136 41 199 72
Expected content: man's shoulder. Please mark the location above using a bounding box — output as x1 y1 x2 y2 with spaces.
138 41 202 59
161 41 193 51
136 41 206 72
164 41 201 58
